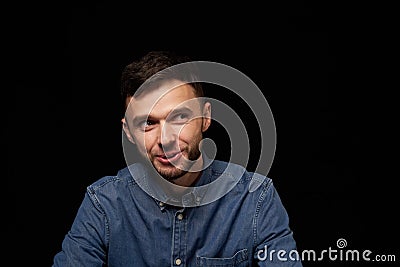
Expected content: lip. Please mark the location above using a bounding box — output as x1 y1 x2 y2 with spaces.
156 151 182 164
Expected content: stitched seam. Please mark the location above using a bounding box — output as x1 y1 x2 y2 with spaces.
87 187 110 248
252 179 273 247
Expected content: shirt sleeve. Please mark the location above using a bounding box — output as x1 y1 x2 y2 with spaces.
253 180 303 266
52 189 108 267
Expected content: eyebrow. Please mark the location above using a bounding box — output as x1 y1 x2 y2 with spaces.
131 106 195 125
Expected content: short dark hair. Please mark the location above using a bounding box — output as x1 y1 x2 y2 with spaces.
121 51 204 110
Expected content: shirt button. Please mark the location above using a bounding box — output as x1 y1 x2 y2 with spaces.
175 258 182 265
159 202 165 207
177 213 184 220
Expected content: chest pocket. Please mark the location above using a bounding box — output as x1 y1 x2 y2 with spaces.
196 248 248 267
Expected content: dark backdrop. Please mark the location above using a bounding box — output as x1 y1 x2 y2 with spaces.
8 2 397 266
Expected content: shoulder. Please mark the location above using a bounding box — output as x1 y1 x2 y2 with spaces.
210 160 274 195
86 163 143 196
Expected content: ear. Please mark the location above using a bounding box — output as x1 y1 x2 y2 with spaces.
201 102 212 132
121 118 135 144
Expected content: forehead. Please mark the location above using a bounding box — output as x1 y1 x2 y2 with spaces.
126 80 200 118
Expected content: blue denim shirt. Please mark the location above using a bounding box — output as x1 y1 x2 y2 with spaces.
53 160 302 266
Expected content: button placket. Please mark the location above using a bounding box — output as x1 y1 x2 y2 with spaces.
171 208 186 267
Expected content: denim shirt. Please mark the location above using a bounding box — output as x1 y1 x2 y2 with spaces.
53 160 302 266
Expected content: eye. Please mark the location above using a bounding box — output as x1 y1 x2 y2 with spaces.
138 120 156 131
171 113 190 123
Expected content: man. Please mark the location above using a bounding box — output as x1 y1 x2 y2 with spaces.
53 51 302 266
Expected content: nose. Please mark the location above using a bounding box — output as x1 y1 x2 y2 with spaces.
159 121 178 149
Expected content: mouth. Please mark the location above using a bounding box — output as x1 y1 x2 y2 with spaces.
155 151 182 165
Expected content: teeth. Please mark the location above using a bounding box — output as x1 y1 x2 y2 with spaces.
160 153 176 159
166 153 178 158
159 152 179 159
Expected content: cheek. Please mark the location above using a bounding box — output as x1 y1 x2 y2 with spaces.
134 131 157 152
178 121 202 143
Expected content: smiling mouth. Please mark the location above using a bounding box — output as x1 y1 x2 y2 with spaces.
156 151 182 164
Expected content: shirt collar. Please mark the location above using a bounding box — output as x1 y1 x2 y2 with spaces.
150 154 215 209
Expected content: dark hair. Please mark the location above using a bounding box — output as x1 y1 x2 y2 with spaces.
121 51 204 110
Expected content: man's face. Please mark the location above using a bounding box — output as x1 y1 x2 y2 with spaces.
123 80 211 181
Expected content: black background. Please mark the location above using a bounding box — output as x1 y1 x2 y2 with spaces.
7 2 398 266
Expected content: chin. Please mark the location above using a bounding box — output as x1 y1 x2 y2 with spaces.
157 166 187 181
149 159 182 179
